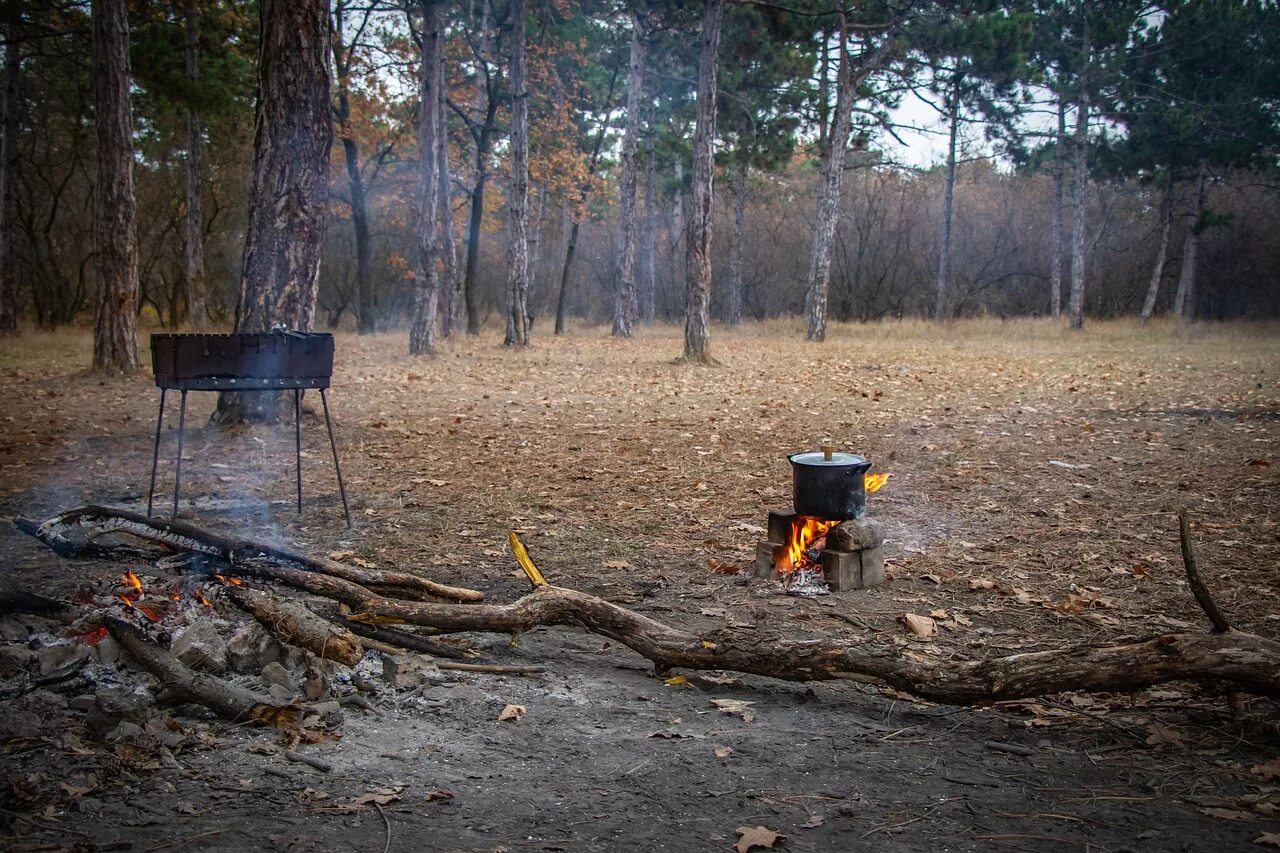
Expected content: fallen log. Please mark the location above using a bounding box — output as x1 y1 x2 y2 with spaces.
104 616 303 728
21 509 1280 706
225 586 364 666
17 506 483 603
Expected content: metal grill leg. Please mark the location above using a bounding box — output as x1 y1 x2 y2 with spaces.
319 389 352 528
172 390 187 518
294 389 303 514
146 388 166 518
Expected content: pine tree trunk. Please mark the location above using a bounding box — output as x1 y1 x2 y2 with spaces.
1140 178 1174 321
641 105 656 324
0 0 22 335
681 0 725 363
1049 96 1065 319
527 183 545 328
612 13 645 339
91 0 139 372
503 0 529 346
1067 80 1089 331
438 67 461 337
463 0 493 337
726 159 746 326
804 18 852 343
933 89 958 323
410 0 444 355
212 0 331 421
671 159 683 264
183 0 206 330
1173 160 1207 322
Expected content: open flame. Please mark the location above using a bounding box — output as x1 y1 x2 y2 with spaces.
864 472 890 493
786 516 840 573
81 626 109 646
195 589 213 608
213 574 244 586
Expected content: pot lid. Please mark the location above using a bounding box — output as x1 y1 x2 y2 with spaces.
789 451 869 467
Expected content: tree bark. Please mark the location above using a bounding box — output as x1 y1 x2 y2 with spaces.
503 0 529 346
463 0 494 337
226 585 364 666
0 0 22 334
932 86 959 323
183 0 206 330
213 0 331 421
726 158 746 325
91 0 139 372
1140 177 1174 321
1173 160 1207 322
410 0 444 354
641 104 657 324
332 3 374 335
1067 52 1089 331
1049 96 1066 318
681 0 726 364
612 13 646 339
438 61 462 338
804 18 851 343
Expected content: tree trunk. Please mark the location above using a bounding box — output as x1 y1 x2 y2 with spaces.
91 0 139 372
410 0 444 354
526 183 545 328
1173 160 1207 321
641 105 656 324
1140 177 1174 321
503 0 529 347
933 87 959 322
463 123 490 336
804 17 851 343
438 59 461 338
726 159 746 326
612 14 646 339
1049 95 1065 318
681 0 725 364
610 20 647 337
1067 50 1089 331
0 0 22 334
212 0 331 422
183 0 206 330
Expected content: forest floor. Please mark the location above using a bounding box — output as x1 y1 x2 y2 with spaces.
0 318 1278 852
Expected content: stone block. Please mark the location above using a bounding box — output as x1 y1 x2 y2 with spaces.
170 618 228 673
819 550 862 591
0 643 33 678
859 545 886 587
755 541 786 578
828 517 885 552
260 661 298 694
766 510 796 545
38 642 90 675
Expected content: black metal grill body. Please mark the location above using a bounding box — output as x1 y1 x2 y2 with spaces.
146 332 351 526
151 333 334 390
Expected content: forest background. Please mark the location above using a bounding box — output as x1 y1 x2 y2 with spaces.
0 0 1277 359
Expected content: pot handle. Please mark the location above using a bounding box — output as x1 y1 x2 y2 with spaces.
820 440 835 461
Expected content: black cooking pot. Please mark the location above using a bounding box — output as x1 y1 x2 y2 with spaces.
789 446 872 520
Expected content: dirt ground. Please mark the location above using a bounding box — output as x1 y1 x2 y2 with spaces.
0 318 1277 852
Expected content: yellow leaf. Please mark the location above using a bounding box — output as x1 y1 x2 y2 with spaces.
497 704 526 722
508 531 547 587
664 675 688 686
702 641 717 649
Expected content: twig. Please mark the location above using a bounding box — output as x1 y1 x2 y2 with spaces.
1178 508 1231 633
435 661 546 674
375 802 392 853
284 749 333 772
144 830 227 852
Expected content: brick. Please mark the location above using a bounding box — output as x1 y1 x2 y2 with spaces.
766 510 795 545
756 541 787 578
819 550 863 591
859 545 886 587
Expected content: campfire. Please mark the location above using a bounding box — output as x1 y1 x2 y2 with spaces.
756 447 890 592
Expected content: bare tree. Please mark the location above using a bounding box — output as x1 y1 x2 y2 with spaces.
410 0 444 354
681 0 725 363
1172 160 1207 321
612 12 646 338
333 0 375 334
932 82 959 322
213 0 331 422
0 0 22 334
1067 31 1090 331
504 0 529 346
1049 96 1065 318
726 159 746 325
91 0 139 371
641 103 657 324
183 0 206 329
1140 177 1173 320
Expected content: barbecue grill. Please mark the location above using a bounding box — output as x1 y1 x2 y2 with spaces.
146 331 352 526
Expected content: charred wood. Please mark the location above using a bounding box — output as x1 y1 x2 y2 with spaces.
225 585 364 666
